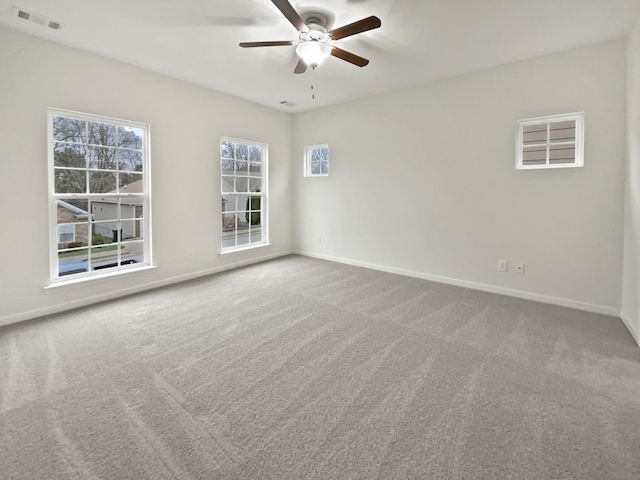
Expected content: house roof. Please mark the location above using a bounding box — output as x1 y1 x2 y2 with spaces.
57 200 89 216
1 0 639 112
57 179 143 211
91 179 144 205
117 179 143 194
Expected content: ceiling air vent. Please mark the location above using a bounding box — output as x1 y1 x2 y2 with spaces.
13 6 62 30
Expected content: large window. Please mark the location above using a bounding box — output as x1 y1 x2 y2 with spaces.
221 138 267 252
48 108 151 282
516 112 584 169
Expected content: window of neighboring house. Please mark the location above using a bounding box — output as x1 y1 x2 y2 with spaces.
48 108 151 282
304 144 329 176
221 138 267 252
516 112 584 169
57 223 75 243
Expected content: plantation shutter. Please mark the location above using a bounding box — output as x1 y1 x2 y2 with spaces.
517 113 584 169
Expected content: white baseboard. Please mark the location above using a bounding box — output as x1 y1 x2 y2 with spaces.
5 249 635 347
620 312 640 346
0 250 292 328
294 250 621 318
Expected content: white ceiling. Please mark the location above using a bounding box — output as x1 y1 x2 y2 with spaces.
2 0 640 113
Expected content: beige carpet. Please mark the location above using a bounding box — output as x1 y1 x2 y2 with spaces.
1 255 640 479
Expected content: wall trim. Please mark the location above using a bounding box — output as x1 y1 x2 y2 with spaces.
295 250 622 318
0 250 292 328
4 249 636 348
620 312 640 346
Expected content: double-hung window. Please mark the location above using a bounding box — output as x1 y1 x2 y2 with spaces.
48 108 151 282
221 138 267 252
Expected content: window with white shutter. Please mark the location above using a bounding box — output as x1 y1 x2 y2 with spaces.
516 112 584 169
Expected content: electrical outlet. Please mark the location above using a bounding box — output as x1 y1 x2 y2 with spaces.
516 263 525 274
498 259 508 272
316 235 321 244
187 249 194 259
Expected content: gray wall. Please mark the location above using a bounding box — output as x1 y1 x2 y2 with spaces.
293 40 627 315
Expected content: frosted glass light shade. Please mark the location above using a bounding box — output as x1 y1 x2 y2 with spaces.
296 41 331 67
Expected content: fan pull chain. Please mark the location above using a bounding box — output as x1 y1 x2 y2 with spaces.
311 66 316 100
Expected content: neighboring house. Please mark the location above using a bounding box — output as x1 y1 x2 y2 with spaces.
56 200 89 249
57 179 144 249
91 179 144 241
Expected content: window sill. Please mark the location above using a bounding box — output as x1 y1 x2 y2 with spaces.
44 265 157 292
516 163 583 170
220 243 271 256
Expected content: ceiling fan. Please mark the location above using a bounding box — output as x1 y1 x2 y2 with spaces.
240 0 382 74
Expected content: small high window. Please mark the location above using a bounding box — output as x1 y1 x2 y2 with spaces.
304 144 329 176
516 112 584 169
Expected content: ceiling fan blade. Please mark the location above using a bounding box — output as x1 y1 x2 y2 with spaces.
329 16 381 40
271 0 308 32
294 59 308 74
331 47 370 67
239 41 294 48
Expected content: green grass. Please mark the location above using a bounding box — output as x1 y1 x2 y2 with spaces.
58 245 122 258
222 225 262 238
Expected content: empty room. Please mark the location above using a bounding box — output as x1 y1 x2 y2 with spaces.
1 0 640 478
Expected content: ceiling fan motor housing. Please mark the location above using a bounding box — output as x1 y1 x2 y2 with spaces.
299 29 330 43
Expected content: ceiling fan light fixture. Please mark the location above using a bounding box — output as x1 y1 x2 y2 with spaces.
296 41 331 68
238 0 381 74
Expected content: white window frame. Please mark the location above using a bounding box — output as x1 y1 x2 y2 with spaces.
47 108 152 285
516 112 584 170
304 144 329 177
220 137 268 253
